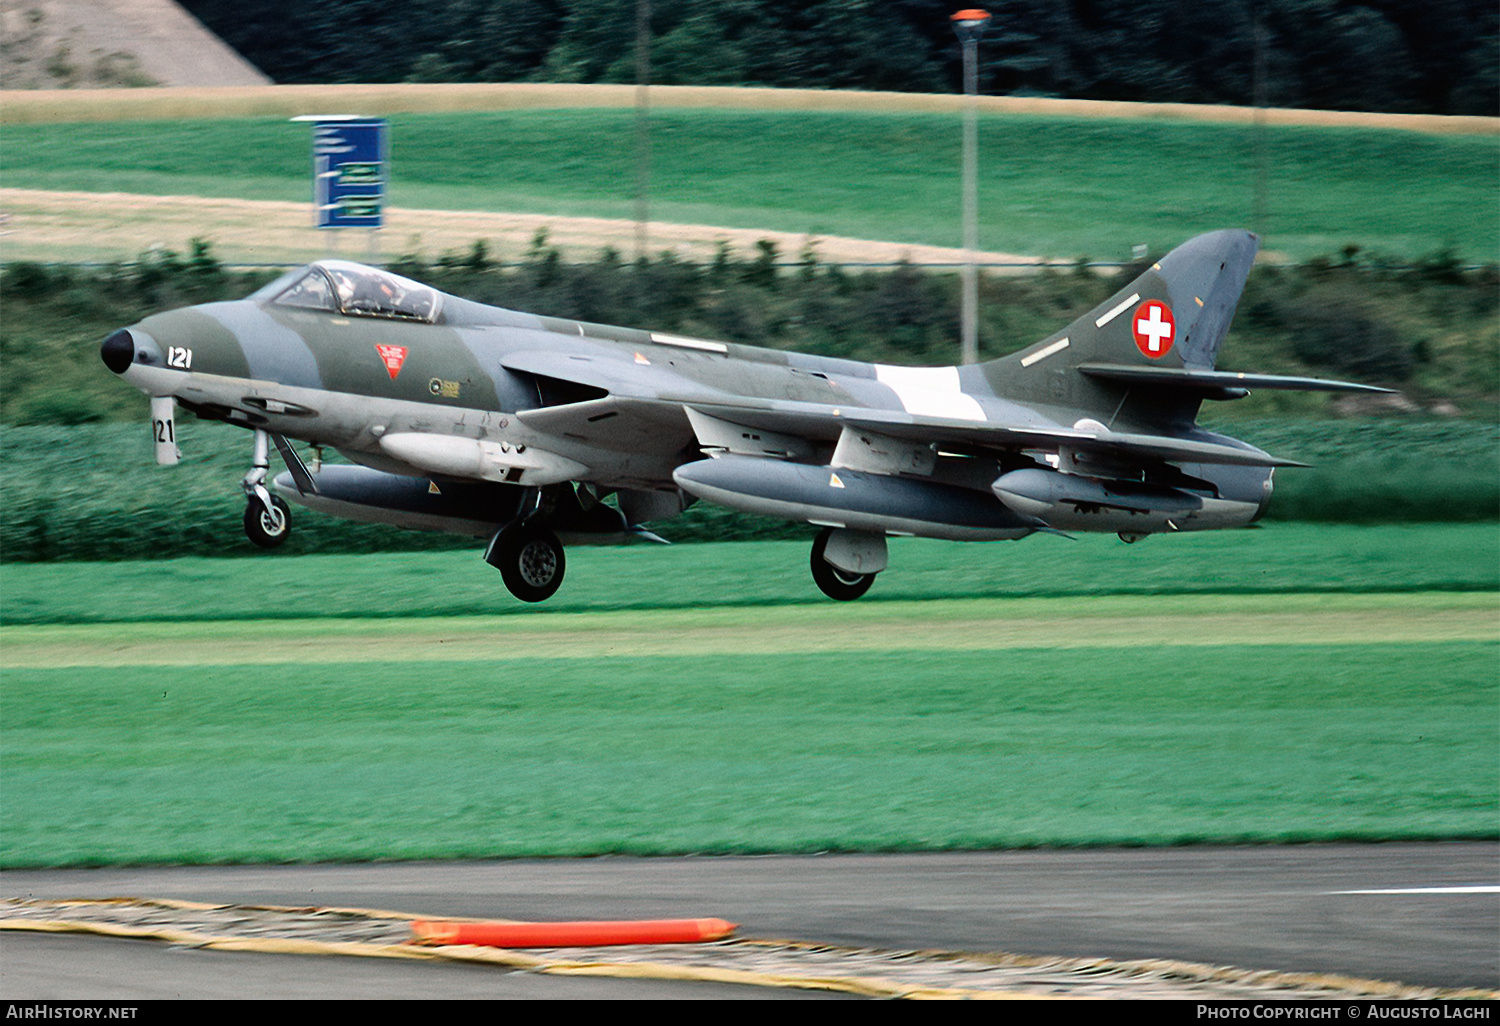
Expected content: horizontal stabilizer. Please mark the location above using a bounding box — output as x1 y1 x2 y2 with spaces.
1078 363 1393 394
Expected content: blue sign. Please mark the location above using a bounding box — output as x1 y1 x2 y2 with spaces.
311 119 387 229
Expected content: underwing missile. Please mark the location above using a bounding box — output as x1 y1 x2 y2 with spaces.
992 466 1264 533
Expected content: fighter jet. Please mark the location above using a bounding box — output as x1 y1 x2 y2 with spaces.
101 229 1384 602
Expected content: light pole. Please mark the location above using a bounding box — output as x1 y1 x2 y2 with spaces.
635 0 652 263
951 9 990 365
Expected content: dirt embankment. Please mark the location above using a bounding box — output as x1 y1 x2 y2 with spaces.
3 81 1495 135
0 0 269 90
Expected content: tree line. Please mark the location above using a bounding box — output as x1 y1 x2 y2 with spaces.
179 0 1497 116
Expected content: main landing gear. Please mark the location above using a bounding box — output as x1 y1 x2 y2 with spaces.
485 518 566 603
484 488 567 603
242 429 291 549
809 526 883 601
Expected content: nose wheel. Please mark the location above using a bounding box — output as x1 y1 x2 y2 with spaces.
241 428 292 549
245 493 291 548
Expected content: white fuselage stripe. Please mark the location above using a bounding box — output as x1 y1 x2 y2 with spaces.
1095 293 1140 328
1020 338 1070 367
875 365 987 422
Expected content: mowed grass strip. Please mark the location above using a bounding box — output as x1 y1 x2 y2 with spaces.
2 593 1496 668
2 109 1495 260
2 640 1493 865
3 526 1496 626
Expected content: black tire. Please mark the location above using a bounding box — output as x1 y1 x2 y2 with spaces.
244 494 291 549
809 527 876 601
491 522 566 603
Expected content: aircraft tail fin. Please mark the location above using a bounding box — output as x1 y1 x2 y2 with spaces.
988 230 1261 421
1000 229 1259 375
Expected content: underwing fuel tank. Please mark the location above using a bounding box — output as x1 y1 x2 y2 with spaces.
992 467 1263 533
672 455 1034 541
272 465 629 541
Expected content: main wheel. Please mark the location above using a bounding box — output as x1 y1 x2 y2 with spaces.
810 527 876 601
244 494 291 549
490 522 566 603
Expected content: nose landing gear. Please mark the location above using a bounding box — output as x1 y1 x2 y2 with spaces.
242 429 291 549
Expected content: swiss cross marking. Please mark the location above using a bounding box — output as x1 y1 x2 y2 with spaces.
1132 300 1176 359
375 344 409 379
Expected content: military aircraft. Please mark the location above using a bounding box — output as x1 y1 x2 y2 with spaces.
101 229 1384 602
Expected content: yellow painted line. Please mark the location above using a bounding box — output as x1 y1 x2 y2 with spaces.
2 593 1495 669
14 895 500 923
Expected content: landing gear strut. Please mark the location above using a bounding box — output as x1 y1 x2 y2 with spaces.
242 429 291 549
810 526 879 601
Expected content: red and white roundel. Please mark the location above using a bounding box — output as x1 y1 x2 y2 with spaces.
1131 300 1176 359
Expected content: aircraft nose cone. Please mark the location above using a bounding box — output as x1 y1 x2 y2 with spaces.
101 329 135 374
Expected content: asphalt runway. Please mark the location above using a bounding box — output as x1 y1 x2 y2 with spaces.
3 842 1496 999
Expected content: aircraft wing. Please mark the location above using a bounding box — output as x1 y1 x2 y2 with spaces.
682 398 1303 468
502 349 1305 470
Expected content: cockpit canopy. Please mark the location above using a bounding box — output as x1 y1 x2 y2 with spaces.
257 261 442 323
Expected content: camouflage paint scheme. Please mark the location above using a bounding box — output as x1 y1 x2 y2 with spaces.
102 230 1384 601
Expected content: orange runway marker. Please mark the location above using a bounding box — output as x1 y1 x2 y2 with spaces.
411 918 738 948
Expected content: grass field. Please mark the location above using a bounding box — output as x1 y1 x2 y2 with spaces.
1 531 1496 866
2 522 1497 620
1 595 1494 865
4 108 1496 262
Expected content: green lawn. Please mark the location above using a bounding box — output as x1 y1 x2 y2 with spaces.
3 534 1496 865
2 595 1495 865
4 109 1496 261
5 507 1495 868
1 525 1497 623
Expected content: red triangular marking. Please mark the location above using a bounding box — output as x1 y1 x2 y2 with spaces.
375 344 408 379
